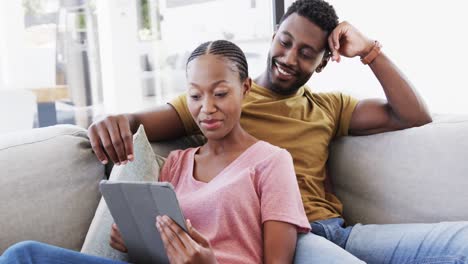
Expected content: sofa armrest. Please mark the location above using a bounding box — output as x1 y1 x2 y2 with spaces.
329 114 468 225
0 125 105 253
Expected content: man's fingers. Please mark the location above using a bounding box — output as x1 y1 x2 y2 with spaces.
88 128 108 164
106 118 128 164
327 36 336 59
117 117 134 161
88 115 134 165
328 25 343 62
96 125 120 164
327 35 340 62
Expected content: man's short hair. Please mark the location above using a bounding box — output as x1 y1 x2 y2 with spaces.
279 0 339 33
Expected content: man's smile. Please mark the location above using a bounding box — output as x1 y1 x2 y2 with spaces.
273 60 298 81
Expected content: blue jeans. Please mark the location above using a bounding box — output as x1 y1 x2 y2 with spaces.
0 241 125 264
2 220 468 264
294 218 468 264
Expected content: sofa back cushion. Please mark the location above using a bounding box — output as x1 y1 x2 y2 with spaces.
329 114 468 224
0 125 104 253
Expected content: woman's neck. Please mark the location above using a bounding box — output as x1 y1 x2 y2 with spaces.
200 125 257 156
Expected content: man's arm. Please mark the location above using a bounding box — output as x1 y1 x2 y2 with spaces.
128 104 186 141
348 52 432 135
88 104 186 165
328 22 432 136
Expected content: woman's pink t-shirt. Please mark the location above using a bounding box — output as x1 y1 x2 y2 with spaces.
159 140 310 264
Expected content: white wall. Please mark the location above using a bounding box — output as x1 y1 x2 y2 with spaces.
285 0 468 114
96 0 142 114
0 1 26 90
0 2 56 91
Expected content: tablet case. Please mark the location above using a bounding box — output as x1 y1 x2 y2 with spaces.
99 180 187 264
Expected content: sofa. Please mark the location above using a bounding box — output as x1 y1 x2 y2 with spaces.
1 114 468 256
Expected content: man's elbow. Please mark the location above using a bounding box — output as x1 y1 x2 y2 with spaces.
409 113 433 127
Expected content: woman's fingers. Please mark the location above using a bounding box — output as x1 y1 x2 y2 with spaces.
156 216 189 261
109 224 128 252
186 219 210 247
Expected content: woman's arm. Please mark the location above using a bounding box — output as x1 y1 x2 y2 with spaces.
263 220 298 264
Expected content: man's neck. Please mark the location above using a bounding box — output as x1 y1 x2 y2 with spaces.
254 72 269 89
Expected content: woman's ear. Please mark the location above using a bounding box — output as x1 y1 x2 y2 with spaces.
242 77 252 97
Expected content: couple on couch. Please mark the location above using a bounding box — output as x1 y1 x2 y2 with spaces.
2 0 468 263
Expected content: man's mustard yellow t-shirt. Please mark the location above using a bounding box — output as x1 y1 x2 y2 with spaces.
169 82 358 222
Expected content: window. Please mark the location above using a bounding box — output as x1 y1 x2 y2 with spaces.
139 0 273 104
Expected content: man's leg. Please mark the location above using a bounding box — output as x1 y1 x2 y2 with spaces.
346 221 468 264
0 241 126 264
294 232 365 263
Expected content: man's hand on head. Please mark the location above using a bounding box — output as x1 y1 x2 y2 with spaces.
327 21 375 63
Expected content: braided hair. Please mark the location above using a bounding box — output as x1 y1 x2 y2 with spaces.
186 40 249 81
279 0 339 34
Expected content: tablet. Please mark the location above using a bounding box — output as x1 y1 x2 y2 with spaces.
99 180 187 264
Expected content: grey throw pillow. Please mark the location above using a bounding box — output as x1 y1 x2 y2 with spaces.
81 125 165 261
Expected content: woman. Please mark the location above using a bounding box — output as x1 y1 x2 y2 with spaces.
0 40 309 264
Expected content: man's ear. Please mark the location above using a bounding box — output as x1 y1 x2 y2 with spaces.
271 24 280 42
315 53 331 73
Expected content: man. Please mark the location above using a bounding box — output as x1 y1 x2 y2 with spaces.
89 0 468 263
